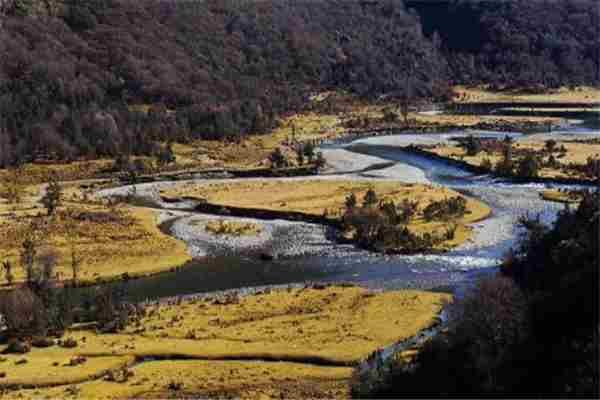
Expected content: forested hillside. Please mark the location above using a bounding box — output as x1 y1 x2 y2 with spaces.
0 0 598 166
0 0 447 166
408 0 600 87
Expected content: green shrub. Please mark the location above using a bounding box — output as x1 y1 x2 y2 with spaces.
480 157 493 171
423 197 467 221
464 135 482 156
516 154 540 178
268 148 287 169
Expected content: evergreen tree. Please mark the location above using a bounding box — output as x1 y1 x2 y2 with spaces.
495 143 514 176
517 154 540 178
363 189 378 208
345 192 357 211
41 174 62 216
296 146 304 165
157 143 176 167
465 135 482 156
303 142 315 163
268 148 287 169
315 152 326 171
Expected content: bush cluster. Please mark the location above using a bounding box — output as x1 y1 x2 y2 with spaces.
422 196 467 222
342 191 463 253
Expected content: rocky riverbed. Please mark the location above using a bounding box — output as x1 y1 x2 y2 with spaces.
94 128 597 297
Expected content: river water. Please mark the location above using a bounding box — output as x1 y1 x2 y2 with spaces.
106 128 598 302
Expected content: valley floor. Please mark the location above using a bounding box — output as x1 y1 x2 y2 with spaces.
0 86 597 398
1 286 449 399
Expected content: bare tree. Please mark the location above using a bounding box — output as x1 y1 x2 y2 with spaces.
2 260 14 286
0 287 48 338
21 237 38 285
37 249 58 284
0 167 25 206
19 217 48 287
65 213 82 283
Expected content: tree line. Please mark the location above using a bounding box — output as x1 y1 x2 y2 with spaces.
408 0 600 88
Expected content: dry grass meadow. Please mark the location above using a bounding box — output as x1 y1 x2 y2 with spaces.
452 85 600 104
162 179 491 250
429 139 600 180
0 286 450 399
0 183 190 287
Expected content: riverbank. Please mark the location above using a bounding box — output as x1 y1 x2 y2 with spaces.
540 189 585 204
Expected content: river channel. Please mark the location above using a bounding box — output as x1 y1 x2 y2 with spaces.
98 128 598 302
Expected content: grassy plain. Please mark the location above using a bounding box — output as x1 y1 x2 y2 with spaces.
540 189 584 204
429 139 600 180
162 179 491 250
1 286 450 399
453 85 600 104
0 185 191 287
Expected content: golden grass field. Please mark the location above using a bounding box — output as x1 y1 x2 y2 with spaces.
412 112 560 127
0 161 113 186
171 111 345 170
203 220 263 236
0 184 191 287
162 179 491 250
429 140 600 180
453 85 600 104
1 286 450 399
540 189 584 204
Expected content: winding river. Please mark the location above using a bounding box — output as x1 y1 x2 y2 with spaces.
97 128 599 302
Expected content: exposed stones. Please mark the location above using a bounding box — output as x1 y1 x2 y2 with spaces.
168 381 183 391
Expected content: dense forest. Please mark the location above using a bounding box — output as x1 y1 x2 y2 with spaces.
0 0 598 165
354 191 599 398
409 0 600 87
